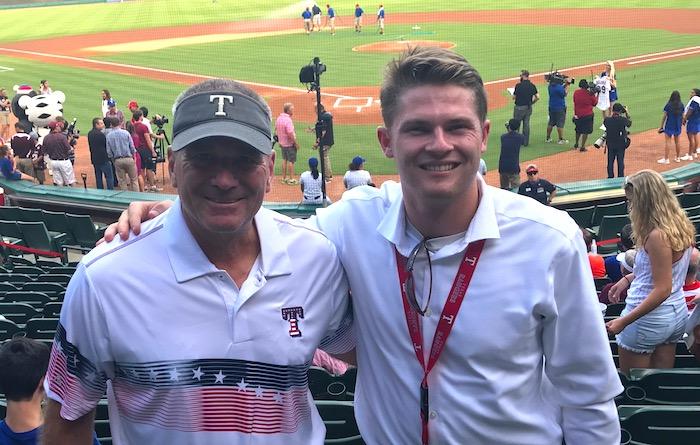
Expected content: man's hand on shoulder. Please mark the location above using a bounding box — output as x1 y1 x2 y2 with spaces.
99 200 173 245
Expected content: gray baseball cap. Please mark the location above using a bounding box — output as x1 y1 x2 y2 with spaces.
171 91 272 154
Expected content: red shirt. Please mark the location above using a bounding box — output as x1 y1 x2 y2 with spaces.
573 89 598 118
683 280 700 311
588 253 606 279
131 121 150 150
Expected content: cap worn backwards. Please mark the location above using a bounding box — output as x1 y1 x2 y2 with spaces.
171 91 272 155
351 156 365 167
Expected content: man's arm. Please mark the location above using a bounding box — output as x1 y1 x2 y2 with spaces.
531 92 540 104
42 400 96 445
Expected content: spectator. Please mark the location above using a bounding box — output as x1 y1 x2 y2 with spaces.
607 170 696 375
512 70 538 146
0 87 10 141
582 228 606 278
325 3 336 35
604 223 634 282
354 3 364 32
0 338 100 445
498 118 524 190
104 98 125 129
343 155 373 189
42 121 75 186
127 100 139 114
100 89 111 118
88 117 114 190
545 78 569 145
302 7 312 34
132 109 159 192
300 157 324 205
311 3 322 32
600 249 636 305
376 4 385 34
683 248 700 312
518 164 556 205
658 90 684 164
275 102 299 184
10 121 42 183
54 116 77 166
603 103 632 178
105 116 138 191
0 145 34 181
316 103 334 180
572 79 598 152
683 88 700 160
39 79 52 95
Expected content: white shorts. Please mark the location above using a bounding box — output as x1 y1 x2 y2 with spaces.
50 159 76 186
313 14 321 25
379 18 384 27
354 16 362 25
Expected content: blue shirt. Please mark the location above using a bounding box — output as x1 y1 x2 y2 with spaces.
378 8 384 18
355 7 363 17
689 99 700 122
498 131 524 174
0 421 100 445
548 83 567 112
327 7 335 17
663 102 683 133
0 157 20 181
106 128 135 159
302 10 312 19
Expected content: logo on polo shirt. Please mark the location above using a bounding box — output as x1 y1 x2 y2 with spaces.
281 306 305 337
209 94 233 116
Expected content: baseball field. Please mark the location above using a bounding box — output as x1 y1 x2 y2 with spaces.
0 0 698 201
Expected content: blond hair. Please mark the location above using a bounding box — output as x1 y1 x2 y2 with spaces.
626 170 695 251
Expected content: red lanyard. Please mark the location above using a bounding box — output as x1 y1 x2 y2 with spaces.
394 239 486 445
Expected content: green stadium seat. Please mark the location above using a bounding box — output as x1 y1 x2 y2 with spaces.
66 213 106 249
36 274 72 285
0 318 21 341
591 201 627 229
605 303 625 317
17 207 45 223
11 265 46 276
0 282 20 294
315 400 364 444
623 369 700 405
42 209 76 244
619 405 700 445
0 273 34 284
683 204 700 219
308 366 356 401
679 192 700 209
16 221 69 256
0 206 19 222
0 302 39 326
594 277 611 292
595 215 630 255
95 399 112 445
0 220 26 247
42 302 63 318
24 317 59 343
7 256 34 266
566 205 595 229
35 259 65 269
3 291 51 308
49 266 77 276
21 282 66 299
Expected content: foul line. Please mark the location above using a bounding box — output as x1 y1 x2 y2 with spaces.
627 49 700 65
0 47 355 101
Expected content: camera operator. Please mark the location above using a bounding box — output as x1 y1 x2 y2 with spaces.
545 75 569 145
572 79 598 152
512 69 539 147
603 103 632 178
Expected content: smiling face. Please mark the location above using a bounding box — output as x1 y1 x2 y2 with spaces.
170 136 274 240
377 84 489 205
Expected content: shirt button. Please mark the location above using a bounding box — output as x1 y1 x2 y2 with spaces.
429 410 437 419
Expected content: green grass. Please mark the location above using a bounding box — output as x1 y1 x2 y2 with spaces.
94 24 700 88
0 0 696 42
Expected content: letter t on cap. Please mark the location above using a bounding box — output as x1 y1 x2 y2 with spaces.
209 95 234 116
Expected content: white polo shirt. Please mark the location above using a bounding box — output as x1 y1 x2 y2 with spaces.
313 178 622 445
45 200 350 445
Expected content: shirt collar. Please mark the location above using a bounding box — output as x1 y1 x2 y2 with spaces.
377 175 501 258
164 200 292 283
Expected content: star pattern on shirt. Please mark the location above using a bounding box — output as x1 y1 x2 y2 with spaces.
54 340 63 355
255 385 264 398
214 370 226 384
72 355 80 367
192 367 204 381
169 368 179 382
85 371 97 383
236 377 248 392
149 369 158 381
273 391 284 404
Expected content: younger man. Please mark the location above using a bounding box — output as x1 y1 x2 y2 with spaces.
498 118 524 190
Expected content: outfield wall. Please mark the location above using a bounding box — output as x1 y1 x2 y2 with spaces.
0 0 107 9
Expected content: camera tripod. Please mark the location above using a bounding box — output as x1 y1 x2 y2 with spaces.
153 126 170 185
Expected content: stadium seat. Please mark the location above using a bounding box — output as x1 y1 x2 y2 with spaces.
595 215 630 255
619 405 700 445
591 201 627 229
622 369 700 405
0 302 39 326
42 209 76 244
566 205 595 229
0 220 26 247
683 204 700 219
4 291 51 308
0 282 20 294
315 400 364 444
24 317 59 343
679 192 700 209
49 266 77 276
594 277 611 292
0 206 19 222
7 256 34 266
0 318 21 341
35 259 65 269
95 399 112 445
17 207 45 223
36 274 72 285
21 282 66 299
308 366 356 401
66 213 106 249
16 221 68 257
11 265 46 276
43 302 63 318
0 273 34 284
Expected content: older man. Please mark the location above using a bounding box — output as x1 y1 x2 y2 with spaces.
42 121 75 186
43 79 350 445
109 48 622 444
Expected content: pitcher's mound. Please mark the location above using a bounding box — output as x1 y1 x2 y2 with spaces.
353 40 455 53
